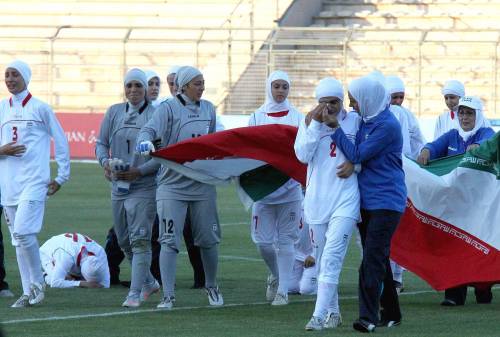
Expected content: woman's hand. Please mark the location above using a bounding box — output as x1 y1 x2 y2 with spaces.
114 167 142 182
0 142 26 156
417 148 431 166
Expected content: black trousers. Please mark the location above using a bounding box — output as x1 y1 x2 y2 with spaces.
0 207 9 291
444 283 493 305
358 209 402 324
105 213 205 287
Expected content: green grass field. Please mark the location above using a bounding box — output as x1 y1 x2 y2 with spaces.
1 162 499 337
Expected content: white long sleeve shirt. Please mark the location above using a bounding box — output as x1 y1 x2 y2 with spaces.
390 105 426 159
248 109 304 204
294 112 361 224
0 90 70 206
434 110 457 140
40 233 110 288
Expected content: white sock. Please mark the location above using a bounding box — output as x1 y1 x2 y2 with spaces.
159 246 177 298
257 243 278 278
327 285 339 314
276 243 294 295
313 281 337 319
18 234 43 285
130 250 152 298
15 247 31 295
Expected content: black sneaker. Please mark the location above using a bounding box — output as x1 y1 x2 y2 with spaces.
353 319 376 333
441 299 457 306
377 318 401 328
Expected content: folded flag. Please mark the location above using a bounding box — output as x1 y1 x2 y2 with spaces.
391 132 500 290
151 124 306 208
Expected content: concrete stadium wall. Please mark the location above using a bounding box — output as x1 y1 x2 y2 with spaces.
278 0 324 27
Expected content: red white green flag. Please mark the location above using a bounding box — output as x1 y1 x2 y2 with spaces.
153 126 500 290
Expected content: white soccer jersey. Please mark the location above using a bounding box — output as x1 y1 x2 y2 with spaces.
294 111 361 224
0 91 70 206
434 110 457 140
390 105 426 160
248 109 304 204
40 233 110 288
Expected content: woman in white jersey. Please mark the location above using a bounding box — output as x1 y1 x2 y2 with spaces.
0 60 70 308
247 70 303 305
294 78 361 330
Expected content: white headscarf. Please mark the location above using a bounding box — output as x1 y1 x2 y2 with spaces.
81 255 107 283
168 65 181 76
255 70 292 113
315 77 344 101
386 75 405 94
442 80 465 97
7 60 32 87
145 70 160 83
124 68 148 89
348 76 388 122
175 66 202 95
456 96 486 141
367 70 391 108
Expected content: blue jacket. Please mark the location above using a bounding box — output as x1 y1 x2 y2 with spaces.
425 127 495 160
331 107 407 213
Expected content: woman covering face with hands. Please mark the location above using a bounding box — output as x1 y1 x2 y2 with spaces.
295 77 361 331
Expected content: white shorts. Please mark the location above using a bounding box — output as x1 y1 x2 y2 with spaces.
251 200 301 245
4 200 45 246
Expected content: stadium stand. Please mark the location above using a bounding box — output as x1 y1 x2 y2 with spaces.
1 0 500 118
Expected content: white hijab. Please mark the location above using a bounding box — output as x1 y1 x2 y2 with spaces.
256 70 292 113
442 80 465 97
386 75 405 94
7 60 32 87
175 66 202 95
348 76 388 122
315 77 346 121
145 70 160 84
456 96 486 141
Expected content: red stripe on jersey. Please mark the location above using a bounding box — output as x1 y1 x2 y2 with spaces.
9 92 32 107
76 248 96 267
450 110 455 120
267 110 289 117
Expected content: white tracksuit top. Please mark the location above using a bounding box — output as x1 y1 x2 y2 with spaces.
248 108 304 204
434 110 457 140
294 112 361 225
0 91 70 206
40 233 110 288
390 105 426 160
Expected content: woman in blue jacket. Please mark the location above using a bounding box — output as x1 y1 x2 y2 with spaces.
417 96 495 306
329 76 407 333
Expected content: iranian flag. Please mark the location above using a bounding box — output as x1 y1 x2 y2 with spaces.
151 124 306 208
153 125 500 290
391 132 500 290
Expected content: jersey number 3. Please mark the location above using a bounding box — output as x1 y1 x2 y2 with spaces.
330 142 337 157
12 126 18 142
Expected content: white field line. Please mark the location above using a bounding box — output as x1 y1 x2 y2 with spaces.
1 289 437 325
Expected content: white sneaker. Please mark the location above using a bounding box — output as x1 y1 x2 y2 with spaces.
28 282 45 305
140 280 160 302
206 286 223 306
266 274 278 301
305 316 325 331
271 292 288 306
122 296 140 308
157 296 175 310
0 289 14 298
11 295 30 308
324 312 342 329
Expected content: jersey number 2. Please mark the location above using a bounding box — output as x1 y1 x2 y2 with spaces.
330 142 337 157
